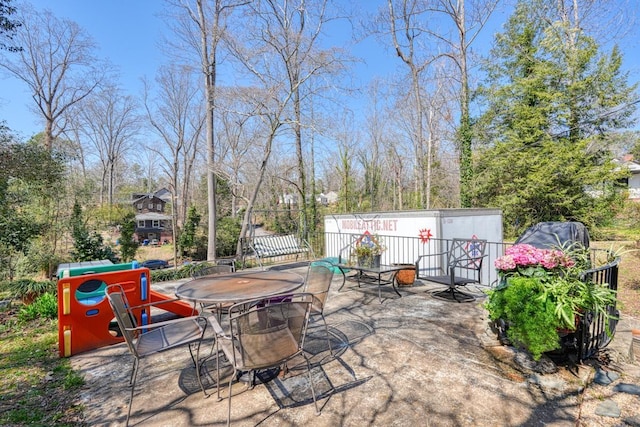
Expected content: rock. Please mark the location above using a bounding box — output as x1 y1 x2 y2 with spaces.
612 383 640 395
594 399 621 418
527 374 567 391
623 415 640 427
514 351 558 374
594 368 620 385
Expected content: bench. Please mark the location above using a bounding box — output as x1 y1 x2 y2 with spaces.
247 234 313 268
416 238 487 302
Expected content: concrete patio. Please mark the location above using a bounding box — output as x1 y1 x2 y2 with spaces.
70 263 640 426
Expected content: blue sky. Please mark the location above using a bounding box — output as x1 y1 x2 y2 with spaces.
2 0 640 140
1 0 167 139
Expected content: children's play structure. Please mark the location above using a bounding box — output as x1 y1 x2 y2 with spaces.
57 261 194 357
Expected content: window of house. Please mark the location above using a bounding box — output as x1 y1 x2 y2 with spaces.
137 220 145 228
152 220 160 228
137 203 142 209
157 204 162 211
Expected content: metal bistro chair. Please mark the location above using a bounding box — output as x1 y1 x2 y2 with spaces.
210 293 320 426
304 261 335 355
191 263 235 279
416 238 488 302
105 284 208 426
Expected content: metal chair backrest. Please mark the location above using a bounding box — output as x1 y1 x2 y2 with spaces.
226 293 313 371
192 264 234 279
105 284 139 357
448 238 487 273
304 262 334 314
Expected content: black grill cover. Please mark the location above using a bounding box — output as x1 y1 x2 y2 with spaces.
514 221 590 250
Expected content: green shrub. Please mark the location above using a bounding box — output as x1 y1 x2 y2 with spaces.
18 292 58 322
150 264 197 283
15 239 64 279
486 276 562 360
5 279 56 301
216 216 241 257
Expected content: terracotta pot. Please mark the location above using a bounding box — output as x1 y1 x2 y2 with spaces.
394 263 416 286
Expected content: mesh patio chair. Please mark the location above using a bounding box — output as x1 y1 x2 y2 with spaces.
106 284 208 426
210 293 320 426
192 263 234 279
304 261 335 355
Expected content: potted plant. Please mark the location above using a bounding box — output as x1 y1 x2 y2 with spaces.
485 243 618 360
352 236 385 267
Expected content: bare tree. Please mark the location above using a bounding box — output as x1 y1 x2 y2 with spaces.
218 85 290 258
361 81 391 211
165 0 247 261
384 0 442 209
425 0 498 207
143 64 205 263
539 0 635 45
0 3 108 150
76 84 140 206
242 0 348 238
373 0 497 208
365 79 412 210
329 109 360 212
215 86 262 218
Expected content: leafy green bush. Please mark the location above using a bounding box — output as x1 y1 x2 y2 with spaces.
18 292 57 322
4 279 56 301
486 276 562 360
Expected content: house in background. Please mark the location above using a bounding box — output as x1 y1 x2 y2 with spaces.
316 191 339 206
614 155 640 200
132 189 172 243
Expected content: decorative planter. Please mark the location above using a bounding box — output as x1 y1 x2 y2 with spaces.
357 254 381 268
393 263 416 286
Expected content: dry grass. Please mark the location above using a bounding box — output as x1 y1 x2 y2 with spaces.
136 244 177 263
591 240 640 319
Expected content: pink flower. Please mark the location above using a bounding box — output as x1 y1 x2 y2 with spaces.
495 255 516 270
495 244 576 272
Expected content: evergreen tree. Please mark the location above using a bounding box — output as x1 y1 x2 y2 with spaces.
118 211 138 262
179 205 201 257
473 0 636 236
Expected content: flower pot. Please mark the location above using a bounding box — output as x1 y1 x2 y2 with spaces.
357 254 381 268
393 263 416 287
372 254 381 268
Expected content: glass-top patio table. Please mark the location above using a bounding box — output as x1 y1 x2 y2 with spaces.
175 270 304 311
336 263 406 303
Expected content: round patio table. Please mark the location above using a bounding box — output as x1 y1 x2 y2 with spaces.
175 270 304 305
176 269 305 385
